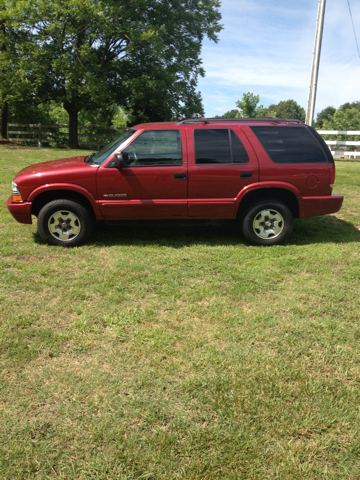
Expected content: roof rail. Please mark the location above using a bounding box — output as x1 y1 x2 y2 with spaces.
176 118 209 125
176 117 304 125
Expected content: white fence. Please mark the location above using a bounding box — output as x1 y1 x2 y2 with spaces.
5 124 360 157
7 123 126 148
317 130 360 158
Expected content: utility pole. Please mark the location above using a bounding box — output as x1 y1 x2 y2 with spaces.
306 0 326 126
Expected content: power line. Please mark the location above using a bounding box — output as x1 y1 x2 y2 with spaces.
346 0 360 59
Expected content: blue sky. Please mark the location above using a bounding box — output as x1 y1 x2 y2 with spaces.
197 0 360 118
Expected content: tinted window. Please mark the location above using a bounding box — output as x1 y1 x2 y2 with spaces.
194 129 248 165
250 126 330 164
91 130 136 165
122 130 182 166
231 130 249 164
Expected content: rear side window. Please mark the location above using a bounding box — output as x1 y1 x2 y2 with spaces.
250 126 331 164
194 129 249 165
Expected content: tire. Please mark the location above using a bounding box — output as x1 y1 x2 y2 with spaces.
242 200 293 246
37 199 94 247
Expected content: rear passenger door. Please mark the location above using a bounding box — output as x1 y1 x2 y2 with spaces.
187 126 259 218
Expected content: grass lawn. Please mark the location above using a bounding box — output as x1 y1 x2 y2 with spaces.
0 146 360 479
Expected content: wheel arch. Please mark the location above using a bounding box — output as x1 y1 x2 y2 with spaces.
236 187 299 219
31 189 96 220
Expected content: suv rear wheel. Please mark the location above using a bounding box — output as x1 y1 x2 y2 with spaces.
242 200 293 246
37 199 94 247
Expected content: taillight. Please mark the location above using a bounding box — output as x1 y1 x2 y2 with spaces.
329 165 335 189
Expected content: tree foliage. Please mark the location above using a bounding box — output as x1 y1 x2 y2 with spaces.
218 95 305 121
319 107 360 149
315 102 360 130
339 101 360 112
235 93 264 118
0 1 34 137
263 99 305 122
322 108 360 131
215 109 239 119
2 0 222 146
314 106 336 128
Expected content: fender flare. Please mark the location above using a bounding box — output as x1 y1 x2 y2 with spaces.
235 182 301 214
28 184 102 218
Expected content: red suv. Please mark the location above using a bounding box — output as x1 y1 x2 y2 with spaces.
7 118 343 246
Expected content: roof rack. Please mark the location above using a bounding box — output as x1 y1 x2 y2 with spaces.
176 117 304 125
176 118 209 125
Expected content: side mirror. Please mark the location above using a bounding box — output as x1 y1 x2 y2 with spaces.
114 153 127 168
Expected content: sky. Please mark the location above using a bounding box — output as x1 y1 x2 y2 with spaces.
197 0 360 118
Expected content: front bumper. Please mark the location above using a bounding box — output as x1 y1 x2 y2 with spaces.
7 196 33 224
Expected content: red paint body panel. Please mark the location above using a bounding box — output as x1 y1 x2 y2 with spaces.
7 197 32 224
7 120 344 233
242 127 333 196
97 126 188 219
28 183 102 219
299 195 343 218
185 125 260 218
13 156 98 202
99 199 187 219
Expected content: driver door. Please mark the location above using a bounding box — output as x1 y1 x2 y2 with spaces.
97 129 188 219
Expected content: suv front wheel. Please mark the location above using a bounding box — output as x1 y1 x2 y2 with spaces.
37 199 94 247
242 200 293 246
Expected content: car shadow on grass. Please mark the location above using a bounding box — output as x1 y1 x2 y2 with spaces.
81 215 360 248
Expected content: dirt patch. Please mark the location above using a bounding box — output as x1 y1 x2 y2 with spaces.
0 138 21 146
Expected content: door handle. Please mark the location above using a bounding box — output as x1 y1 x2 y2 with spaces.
174 173 186 179
240 172 252 178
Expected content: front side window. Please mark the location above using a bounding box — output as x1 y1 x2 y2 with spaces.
122 130 182 167
194 129 248 165
250 126 330 164
89 130 136 165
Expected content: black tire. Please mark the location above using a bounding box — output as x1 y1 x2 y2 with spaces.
242 200 293 246
37 199 94 247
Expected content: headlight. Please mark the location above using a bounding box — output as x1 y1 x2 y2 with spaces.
11 181 23 202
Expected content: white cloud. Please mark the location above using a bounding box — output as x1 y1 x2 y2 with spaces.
198 0 360 117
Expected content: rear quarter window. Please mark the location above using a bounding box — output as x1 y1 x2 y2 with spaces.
250 126 332 164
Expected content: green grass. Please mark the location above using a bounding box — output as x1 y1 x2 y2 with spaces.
1 146 360 479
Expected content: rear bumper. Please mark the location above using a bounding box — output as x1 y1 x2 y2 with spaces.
299 195 343 218
7 196 33 224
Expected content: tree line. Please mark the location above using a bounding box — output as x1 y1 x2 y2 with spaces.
218 93 360 132
0 0 222 148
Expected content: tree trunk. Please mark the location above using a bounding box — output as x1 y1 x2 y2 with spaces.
0 102 8 139
64 102 80 148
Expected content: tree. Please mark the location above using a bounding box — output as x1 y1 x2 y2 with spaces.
215 109 239 118
339 101 360 112
235 92 264 118
216 95 306 121
321 108 360 148
0 3 24 138
8 0 222 147
122 60 205 125
322 108 360 131
262 99 305 122
314 106 336 128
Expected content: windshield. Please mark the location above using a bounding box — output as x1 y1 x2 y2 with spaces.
87 129 136 166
